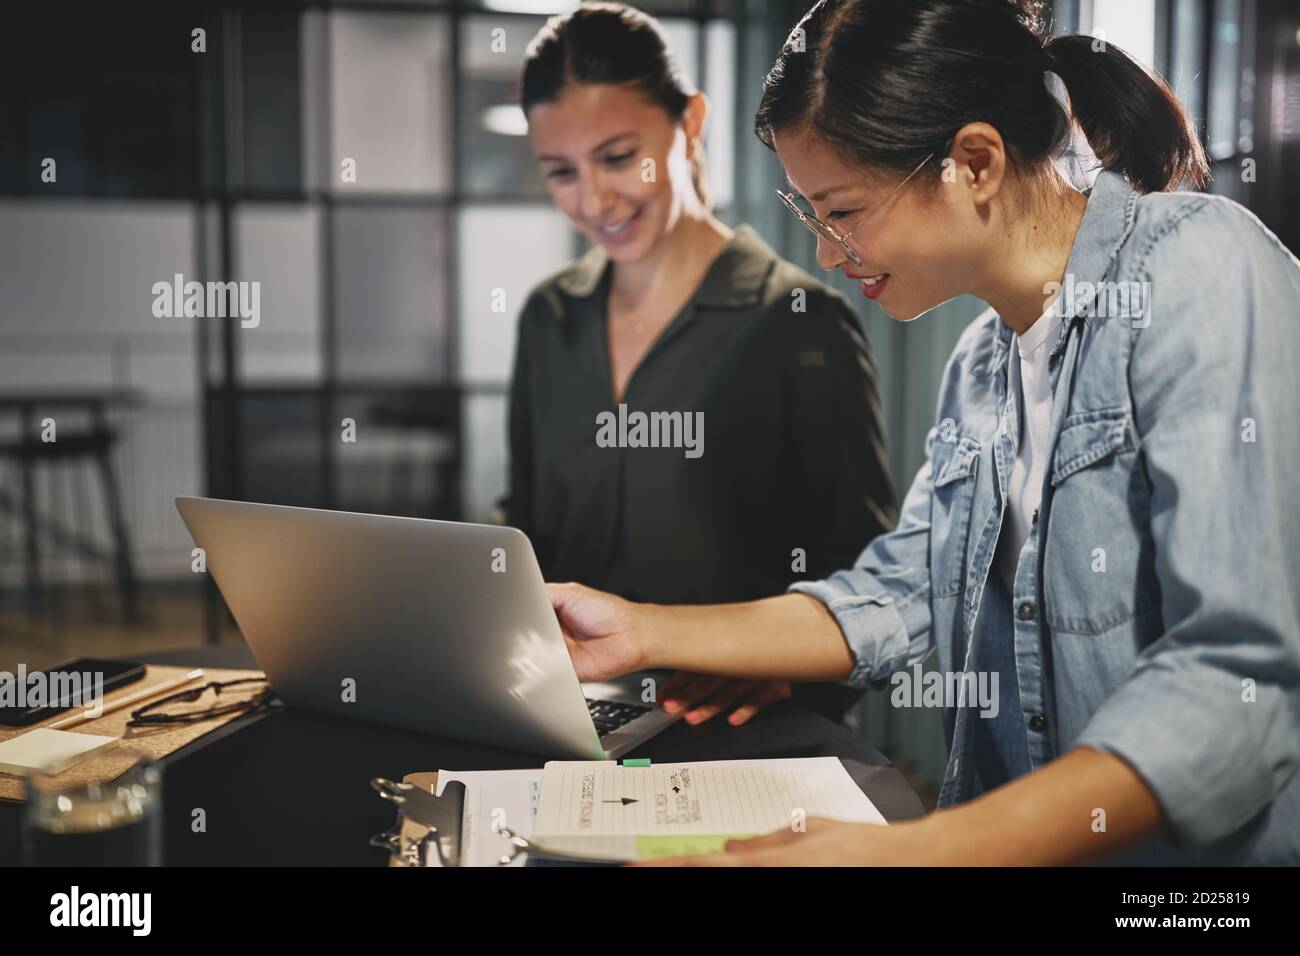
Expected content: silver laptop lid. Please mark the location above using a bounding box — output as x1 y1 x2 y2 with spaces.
175 496 605 759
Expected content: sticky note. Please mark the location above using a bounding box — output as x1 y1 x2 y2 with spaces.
621 758 651 767
634 834 757 858
0 728 119 776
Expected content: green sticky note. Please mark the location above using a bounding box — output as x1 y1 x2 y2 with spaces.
634 834 757 859
621 758 651 767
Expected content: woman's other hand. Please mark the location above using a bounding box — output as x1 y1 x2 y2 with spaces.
658 671 792 726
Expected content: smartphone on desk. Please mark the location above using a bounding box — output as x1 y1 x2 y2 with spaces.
0 658 146 726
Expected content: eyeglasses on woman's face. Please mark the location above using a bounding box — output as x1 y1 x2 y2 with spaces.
777 152 936 267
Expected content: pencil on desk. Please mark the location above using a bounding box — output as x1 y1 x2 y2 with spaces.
48 668 206 730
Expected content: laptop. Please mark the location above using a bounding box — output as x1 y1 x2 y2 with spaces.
175 496 681 758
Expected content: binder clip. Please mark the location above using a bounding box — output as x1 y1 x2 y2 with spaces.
369 776 614 866
369 777 467 867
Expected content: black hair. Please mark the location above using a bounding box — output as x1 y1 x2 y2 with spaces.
754 0 1208 194
521 1 711 208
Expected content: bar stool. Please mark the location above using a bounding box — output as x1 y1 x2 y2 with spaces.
0 417 139 624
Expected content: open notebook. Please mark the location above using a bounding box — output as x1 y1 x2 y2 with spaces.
429 756 885 865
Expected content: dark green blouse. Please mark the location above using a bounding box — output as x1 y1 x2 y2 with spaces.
504 223 897 604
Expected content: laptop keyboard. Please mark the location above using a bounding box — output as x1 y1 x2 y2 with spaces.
586 698 652 736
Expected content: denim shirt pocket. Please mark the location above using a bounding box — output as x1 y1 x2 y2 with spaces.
1051 409 1135 483
929 434 982 598
1044 408 1159 634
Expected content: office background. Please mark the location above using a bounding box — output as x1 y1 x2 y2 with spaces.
2 0 1298 801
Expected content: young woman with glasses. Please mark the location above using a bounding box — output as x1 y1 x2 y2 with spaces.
548 0 1300 865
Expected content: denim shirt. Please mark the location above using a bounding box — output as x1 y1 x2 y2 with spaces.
790 170 1300 864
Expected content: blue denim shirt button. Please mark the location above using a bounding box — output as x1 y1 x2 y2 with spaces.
1029 714 1048 732
1017 601 1036 621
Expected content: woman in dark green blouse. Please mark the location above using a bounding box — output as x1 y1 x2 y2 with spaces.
503 2 896 726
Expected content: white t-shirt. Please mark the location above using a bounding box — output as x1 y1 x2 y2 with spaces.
996 302 1063 585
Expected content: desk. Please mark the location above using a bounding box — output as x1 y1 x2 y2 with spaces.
0 644 925 865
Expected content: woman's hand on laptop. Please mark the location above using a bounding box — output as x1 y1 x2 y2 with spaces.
548 582 647 681
549 586 854 688
658 672 792 726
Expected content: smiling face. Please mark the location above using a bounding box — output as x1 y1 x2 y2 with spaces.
527 83 702 265
773 124 990 321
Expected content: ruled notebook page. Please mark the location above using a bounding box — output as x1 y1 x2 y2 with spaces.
532 757 886 862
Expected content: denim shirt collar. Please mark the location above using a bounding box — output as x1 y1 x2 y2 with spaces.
990 170 1141 369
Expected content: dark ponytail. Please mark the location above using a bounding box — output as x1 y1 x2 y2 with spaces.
521 2 712 209
1044 34 1206 193
754 0 1207 195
